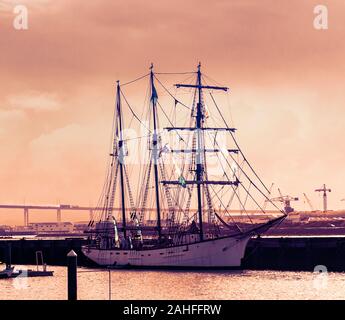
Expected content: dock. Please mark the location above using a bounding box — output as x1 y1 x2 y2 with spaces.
0 247 54 279
1 236 345 271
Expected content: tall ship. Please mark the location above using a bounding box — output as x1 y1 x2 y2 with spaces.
82 64 286 268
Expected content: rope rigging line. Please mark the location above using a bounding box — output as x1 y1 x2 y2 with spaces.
89 86 125 225
155 71 196 75
90 69 286 242
120 89 152 134
209 140 254 225
201 113 263 223
123 166 135 211
224 161 245 210
210 130 275 215
156 100 185 143
154 75 192 110
104 162 120 219
208 184 243 232
202 73 228 89
120 73 150 87
243 182 252 208
208 91 270 194
208 91 284 213
121 133 151 142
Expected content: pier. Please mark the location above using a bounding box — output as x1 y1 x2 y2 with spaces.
2 236 345 271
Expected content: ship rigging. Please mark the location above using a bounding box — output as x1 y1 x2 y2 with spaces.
82 64 286 268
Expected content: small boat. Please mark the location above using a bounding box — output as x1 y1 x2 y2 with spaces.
0 266 14 279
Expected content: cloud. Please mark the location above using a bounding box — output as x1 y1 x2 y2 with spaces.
18 122 109 205
0 109 25 135
29 122 108 176
0 0 345 219
7 91 60 111
0 108 25 121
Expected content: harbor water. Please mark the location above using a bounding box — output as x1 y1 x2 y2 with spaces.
1 266 345 300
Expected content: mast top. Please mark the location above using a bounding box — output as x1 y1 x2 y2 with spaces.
175 62 228 91
150 63 154 72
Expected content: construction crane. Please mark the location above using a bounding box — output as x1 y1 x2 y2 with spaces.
315 184 331 212
303 193 315 211
267 188 299 214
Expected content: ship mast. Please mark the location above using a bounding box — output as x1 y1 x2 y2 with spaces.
116 81 127 239
150 64 162 240
195 63 204 240
162 63 232 242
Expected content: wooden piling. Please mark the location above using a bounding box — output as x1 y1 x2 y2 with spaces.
6 242 11 269
67 250 77 301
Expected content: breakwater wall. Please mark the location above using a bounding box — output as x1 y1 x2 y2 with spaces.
0 238 90 266
1 236 345 271
243 236 345 272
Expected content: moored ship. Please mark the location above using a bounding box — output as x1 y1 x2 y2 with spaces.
82 64 286 268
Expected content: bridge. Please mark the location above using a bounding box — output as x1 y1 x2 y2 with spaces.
0 204 102 226
0 203 282 226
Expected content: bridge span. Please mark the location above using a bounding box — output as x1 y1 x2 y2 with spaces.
0 204 281 226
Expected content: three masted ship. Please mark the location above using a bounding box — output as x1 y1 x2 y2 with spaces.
82 64 286 268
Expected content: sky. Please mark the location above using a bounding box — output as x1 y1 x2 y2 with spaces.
0 0 345 225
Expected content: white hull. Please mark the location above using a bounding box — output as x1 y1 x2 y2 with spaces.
82 235 251 268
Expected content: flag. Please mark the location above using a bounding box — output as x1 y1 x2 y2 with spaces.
178 175 187 188
151 83 158 104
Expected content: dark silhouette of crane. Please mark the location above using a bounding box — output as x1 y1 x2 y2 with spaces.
267 188 299 214
315 184 331 212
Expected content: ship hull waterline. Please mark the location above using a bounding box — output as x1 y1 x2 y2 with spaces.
82 235 251 269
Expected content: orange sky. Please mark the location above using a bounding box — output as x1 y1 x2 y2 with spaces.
0 0 345 225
